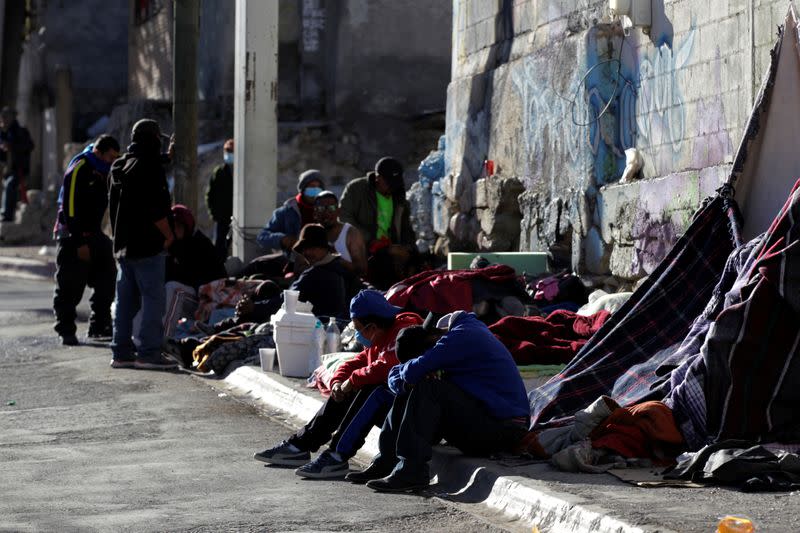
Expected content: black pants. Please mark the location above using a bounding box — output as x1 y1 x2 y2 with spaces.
53 235 116 337
288 384 392 460
376 380 529 482
213 220 230 260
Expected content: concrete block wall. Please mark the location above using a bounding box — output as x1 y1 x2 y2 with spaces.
128 0 173 102
442 0 792 278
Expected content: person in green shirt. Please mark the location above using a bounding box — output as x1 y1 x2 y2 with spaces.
339 157 415 253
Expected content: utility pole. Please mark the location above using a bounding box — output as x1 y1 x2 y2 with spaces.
172 0 199 214
232 0 278 262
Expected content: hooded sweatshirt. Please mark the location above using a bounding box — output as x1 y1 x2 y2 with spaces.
53 147 113 244
331 312 423 389
108 140 172 259
388 311 529 420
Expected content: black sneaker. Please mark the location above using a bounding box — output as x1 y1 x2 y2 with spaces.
295 450 349 479
253 442 310 466
345 461 395 484
110 357 136 369
87 325 113 340
134 355 179 371
60 334 79 346
366 474 429 493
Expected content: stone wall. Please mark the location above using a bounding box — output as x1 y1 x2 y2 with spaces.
128 0 173 102
438 0 790 279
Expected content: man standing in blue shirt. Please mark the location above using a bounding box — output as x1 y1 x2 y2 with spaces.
347 310 530 492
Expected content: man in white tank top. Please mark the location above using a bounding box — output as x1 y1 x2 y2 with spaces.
313 191 368 277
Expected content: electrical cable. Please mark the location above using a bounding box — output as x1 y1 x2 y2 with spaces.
547 28 637 129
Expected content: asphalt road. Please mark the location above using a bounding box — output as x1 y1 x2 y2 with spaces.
0 279 509 532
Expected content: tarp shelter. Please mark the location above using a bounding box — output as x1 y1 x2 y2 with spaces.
529 3 800 430
731 2 800 240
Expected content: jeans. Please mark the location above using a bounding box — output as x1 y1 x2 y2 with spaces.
53 235 116 337
288 384 392 460
1 174 18 221
377 380 529 482
111 254 166 361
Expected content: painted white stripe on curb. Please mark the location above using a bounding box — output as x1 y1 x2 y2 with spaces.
224 366 671 533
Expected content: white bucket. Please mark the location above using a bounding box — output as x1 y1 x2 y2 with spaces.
284 289 299 314
276 341 313 377
259 348 276 372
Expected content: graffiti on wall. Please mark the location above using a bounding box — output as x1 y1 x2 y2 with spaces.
625 29 696 175
509 29 629 189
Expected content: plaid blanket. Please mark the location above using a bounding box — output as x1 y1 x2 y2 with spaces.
664 235 763 449
702 180 800 444
529 194 741 428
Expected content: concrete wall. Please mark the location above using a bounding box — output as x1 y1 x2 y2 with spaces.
442 0 790 279
128 0 173 102
37 0 128 134
332 0 452 169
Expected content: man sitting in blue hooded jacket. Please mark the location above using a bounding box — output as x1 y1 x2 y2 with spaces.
345 310 530 492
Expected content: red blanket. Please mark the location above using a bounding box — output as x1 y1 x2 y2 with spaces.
489 310 610 365
386 264 518 314
590 401 684 461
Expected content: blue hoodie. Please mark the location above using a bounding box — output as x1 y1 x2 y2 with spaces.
388 311 529 420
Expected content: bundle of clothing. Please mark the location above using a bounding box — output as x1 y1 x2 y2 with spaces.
489 310 610 365
522 180 800 491
385 264 528 322
517 396 684 473
526 271 589 313
195 278 263 322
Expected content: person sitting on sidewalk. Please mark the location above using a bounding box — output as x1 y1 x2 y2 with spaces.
310 191 367 277
166 204 226 291
188 224 362 342
253 290 422 479
242 170 325 280
339 157 414 252
257 169 324 255
346 310 530 492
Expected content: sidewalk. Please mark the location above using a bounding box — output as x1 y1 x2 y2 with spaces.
218 365 789 533
3 266 793 531
0 245 55 280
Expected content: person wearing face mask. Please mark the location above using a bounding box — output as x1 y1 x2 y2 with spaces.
256 169 325 255
310 190 367 277
52 134 121 346
253 289 421 479
108 118 177 371
205 138 234 259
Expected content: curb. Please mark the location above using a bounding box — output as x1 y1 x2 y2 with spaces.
0 255 54 281
222 366 673 533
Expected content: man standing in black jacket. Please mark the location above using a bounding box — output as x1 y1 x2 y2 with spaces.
205 138 233 259
108 119 177 370
52 134 120 345
0 107 34 222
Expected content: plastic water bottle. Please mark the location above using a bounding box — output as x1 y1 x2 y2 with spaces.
326 320 341 353
717 516 755 533
310 321 324 373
